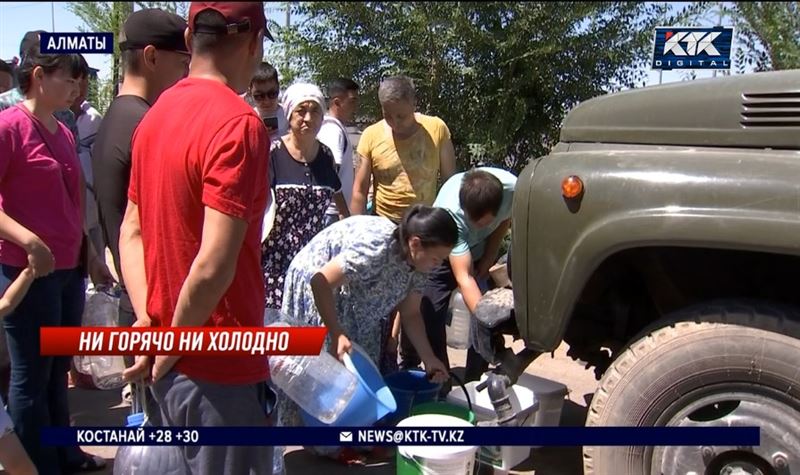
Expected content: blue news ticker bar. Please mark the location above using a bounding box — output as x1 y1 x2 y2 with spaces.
43 426 760 447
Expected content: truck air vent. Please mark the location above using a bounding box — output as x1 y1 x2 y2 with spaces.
741 91 800 127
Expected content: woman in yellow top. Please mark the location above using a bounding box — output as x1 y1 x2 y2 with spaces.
350 75 456 223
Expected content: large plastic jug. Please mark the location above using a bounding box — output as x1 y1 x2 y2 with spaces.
267 322 359 424
446 290 471 350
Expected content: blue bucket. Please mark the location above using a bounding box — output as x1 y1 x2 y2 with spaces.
301 343 397 427
384 370 442 425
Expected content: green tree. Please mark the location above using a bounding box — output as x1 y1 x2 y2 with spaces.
276 2 683 172
693 2 800 73
731 2 800 72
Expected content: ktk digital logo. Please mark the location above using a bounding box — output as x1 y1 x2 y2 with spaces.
652 27 733 70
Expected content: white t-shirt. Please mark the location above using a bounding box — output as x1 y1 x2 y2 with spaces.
254 104 289 141
317 115 354 215
77 101 103 230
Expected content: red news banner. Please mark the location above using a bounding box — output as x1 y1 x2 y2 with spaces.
40 327 328 356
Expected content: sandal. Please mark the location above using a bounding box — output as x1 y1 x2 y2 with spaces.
66 454 106 473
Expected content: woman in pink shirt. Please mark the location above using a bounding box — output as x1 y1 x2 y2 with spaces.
0 44 108 473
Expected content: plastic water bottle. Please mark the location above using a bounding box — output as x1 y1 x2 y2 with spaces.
81 286 127 390
446 290 471 350
90 355 128 390
267 323 359 424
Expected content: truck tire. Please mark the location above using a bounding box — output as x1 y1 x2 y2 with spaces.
583 300 800 475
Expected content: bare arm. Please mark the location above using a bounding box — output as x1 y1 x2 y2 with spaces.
350 152 372 215
397 291 448 382
0 209 54 277
119 201 149 324
390 310 401 340
77 164 114 285
439 137 457 182
0 210 37 247
450 252 483 314
0 267 34 318
171 207 248 328
150 207 250 381
85 234 115 287
396 291 436 362
333 192 350 220
475 219 511 279
117 201 153 383
310 258 350 359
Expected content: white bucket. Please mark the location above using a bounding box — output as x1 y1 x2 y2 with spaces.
397 414 476 475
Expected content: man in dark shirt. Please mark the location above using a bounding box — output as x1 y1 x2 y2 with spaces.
92 8 190 328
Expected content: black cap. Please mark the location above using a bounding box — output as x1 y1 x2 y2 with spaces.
119 8 189 53
20 30 46 57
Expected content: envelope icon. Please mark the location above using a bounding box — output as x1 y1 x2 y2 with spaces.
339 431 353 442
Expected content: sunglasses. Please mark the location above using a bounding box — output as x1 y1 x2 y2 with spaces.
252 89 279 100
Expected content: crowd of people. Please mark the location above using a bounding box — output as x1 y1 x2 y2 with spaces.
0 2 517 474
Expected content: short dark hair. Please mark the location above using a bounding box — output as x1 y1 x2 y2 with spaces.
328 78 359 99
251 61 278 85
17 43 83 95
0 61 13 77
121 48 143 75
394 204 458 256
459 170 504 221
191 10 257 55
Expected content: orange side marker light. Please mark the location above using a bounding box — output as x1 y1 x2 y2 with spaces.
561 175 584 199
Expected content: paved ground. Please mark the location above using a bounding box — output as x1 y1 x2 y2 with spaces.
65 337 598 475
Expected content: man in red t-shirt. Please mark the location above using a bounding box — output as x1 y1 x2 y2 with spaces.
119 3 275 473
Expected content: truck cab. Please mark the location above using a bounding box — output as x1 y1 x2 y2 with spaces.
511 69 800 475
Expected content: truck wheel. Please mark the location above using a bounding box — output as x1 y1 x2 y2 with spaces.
583 300 800 475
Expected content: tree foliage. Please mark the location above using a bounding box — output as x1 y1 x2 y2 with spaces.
692 2 800 73
730 2 800 72
276 2 683 172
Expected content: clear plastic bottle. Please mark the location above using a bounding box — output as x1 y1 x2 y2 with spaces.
447 290 471 350
77 286 127 390
267 323 359 424
90 355 128 390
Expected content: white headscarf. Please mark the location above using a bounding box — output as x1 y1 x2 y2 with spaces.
282 83 327 122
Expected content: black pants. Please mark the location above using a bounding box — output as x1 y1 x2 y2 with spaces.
400 262 455 371
400 261 491 385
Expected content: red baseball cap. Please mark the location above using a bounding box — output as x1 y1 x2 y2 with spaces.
188 2 273 41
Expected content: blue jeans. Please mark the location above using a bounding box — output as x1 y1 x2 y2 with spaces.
1 265 86 475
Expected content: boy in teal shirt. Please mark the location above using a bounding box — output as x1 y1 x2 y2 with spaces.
400 167 517 381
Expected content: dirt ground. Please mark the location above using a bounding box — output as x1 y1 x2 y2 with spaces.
65 337 598 475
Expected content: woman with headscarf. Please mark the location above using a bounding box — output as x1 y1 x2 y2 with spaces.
261 83 349 311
